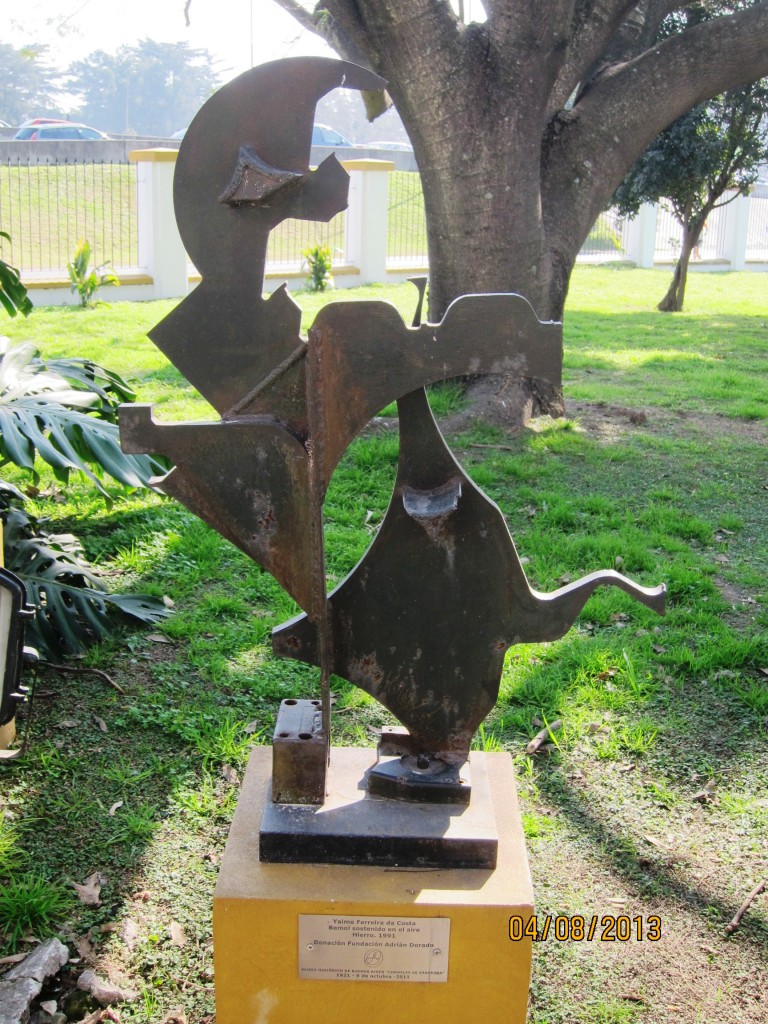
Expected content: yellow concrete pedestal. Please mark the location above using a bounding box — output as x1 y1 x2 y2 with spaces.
0 718 15 750
214 747 534 1023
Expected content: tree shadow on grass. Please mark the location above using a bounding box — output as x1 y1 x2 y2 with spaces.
528 676 768 954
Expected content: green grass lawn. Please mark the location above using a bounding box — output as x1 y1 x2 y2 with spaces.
0 267 766 1023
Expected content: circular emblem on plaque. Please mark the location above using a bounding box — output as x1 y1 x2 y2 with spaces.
364 949 383 967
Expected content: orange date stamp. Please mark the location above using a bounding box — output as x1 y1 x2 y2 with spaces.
509 914 662 942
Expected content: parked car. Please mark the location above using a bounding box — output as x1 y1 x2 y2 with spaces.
311 123 355 147
367 140 414 152
18 118 71 127
14 123 109 140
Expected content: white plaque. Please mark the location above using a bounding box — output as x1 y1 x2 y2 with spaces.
298 915 450 982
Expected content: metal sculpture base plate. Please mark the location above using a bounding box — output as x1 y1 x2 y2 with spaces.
260 748 498 869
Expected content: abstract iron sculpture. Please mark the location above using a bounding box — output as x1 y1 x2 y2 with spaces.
120 58 665 863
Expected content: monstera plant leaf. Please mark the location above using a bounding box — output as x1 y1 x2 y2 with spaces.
2 507 171 661
0 337 168 498
0 337 173 660
0 235 33 319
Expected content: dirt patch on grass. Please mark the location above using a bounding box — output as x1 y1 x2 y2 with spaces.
566 398 768 445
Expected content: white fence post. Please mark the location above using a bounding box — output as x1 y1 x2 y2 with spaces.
624 203 658 268
721 191 751 271
343 159 395 285
129 148 187 299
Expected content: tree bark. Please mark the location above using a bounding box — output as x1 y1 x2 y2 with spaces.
657 206 711 312
657 225 694 312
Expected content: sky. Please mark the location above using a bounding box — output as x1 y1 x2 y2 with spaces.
6 0 333 83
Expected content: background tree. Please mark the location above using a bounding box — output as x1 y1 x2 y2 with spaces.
68 39 221 136
614 81 768 311
268 0 768 417
0 44 61 124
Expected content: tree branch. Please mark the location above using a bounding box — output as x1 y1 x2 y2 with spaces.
725 880 766 934
270 0 394 118
544 1 768 249
549 1 656 114
271 0 319 34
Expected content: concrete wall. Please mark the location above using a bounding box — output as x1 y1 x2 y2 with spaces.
1 139 415 169
0 138 181 163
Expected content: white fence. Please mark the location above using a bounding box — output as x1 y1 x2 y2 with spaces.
6 149 766 306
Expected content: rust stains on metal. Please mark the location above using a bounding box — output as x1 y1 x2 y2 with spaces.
271 698 326 804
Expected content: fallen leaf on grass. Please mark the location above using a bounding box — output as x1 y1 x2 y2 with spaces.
121 918 139 951
72 872 104 906
0 951 28 965
759 668 768 677
170 921 187 947
221 764 240 786
75 933 95 960
162 595 175 608
244 720 260 734
109 800 124 817
160 1011 188 1024
146 633 171 644
77 968 138 1005
58 720 79 729
692 780 716 803
643 835 669 850
94 716 108 733
79 1007 122 1023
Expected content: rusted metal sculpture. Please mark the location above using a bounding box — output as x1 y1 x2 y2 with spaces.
120 57 665 866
